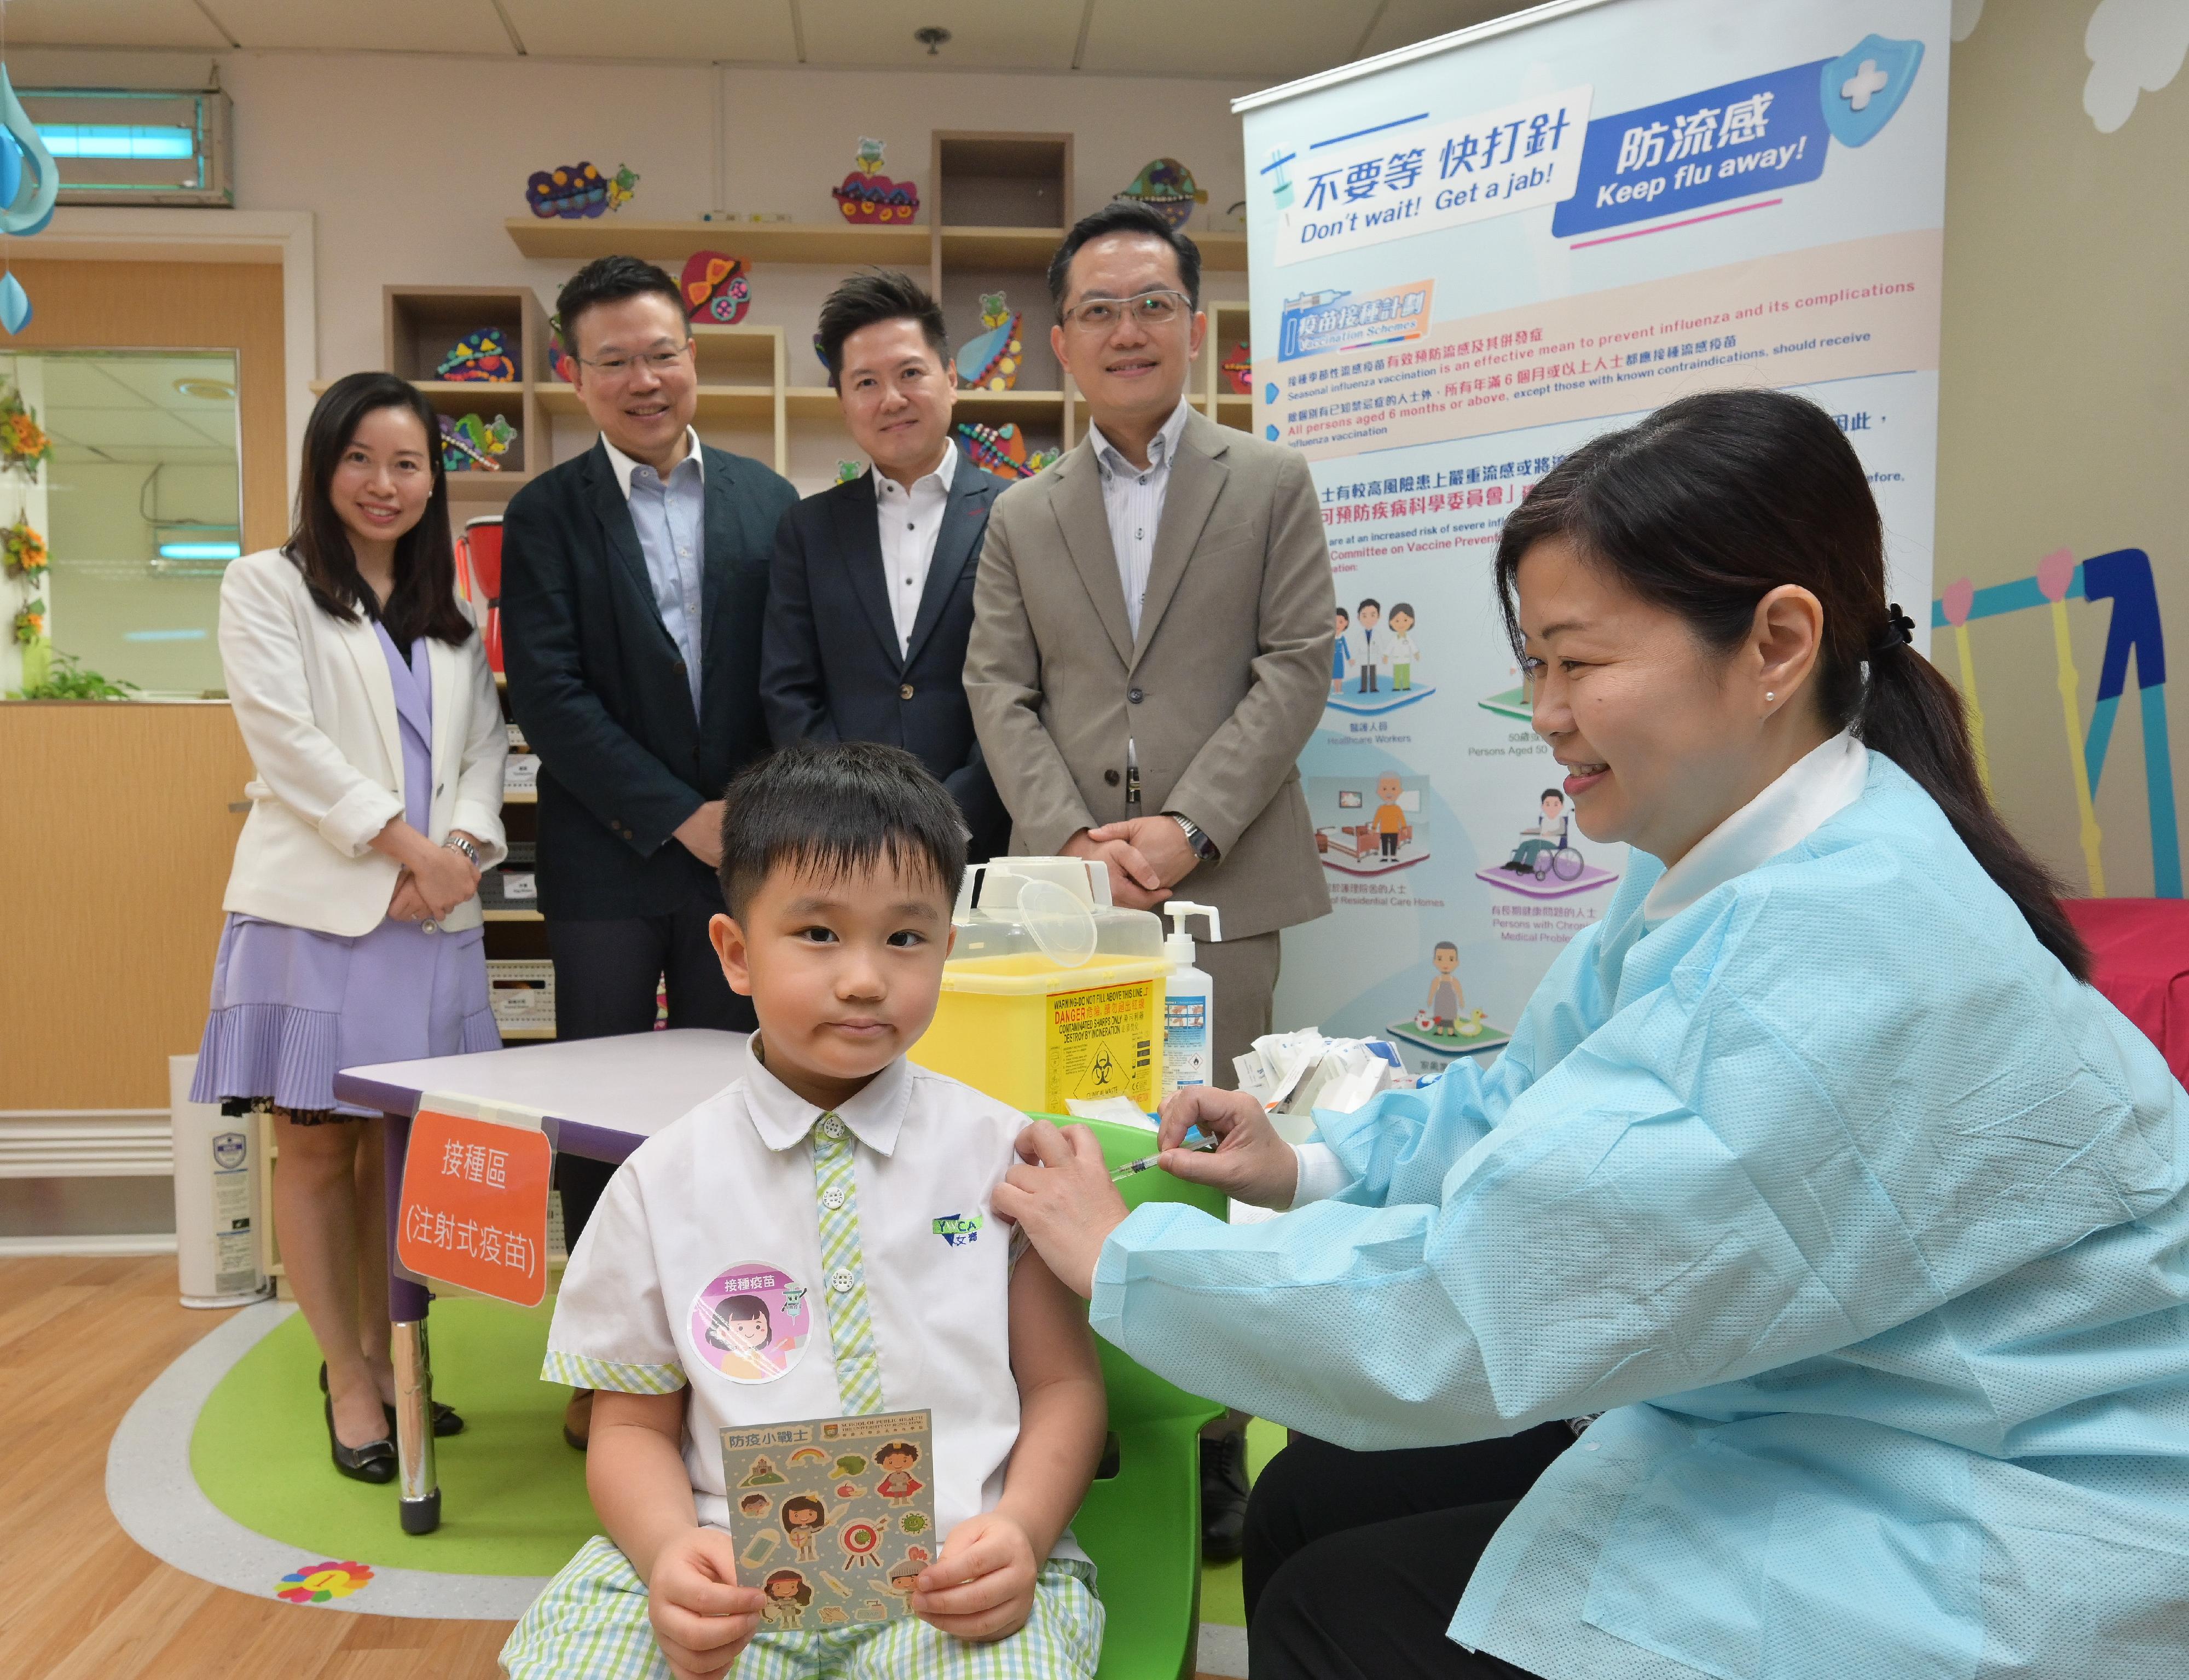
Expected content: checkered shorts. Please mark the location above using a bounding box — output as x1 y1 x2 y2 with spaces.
501 1534 1103 1679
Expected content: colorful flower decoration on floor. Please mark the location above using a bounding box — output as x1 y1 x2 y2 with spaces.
436 328 518 383
275 1560 375 1605
2 515 45 578
439 412 518 473
1117 158 1208 231
832 138 919 224
0 384 50 475
526 161 618 219
680 252 751 325
1223 341 1252 396
954 293 1022 391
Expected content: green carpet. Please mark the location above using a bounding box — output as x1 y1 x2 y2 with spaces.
191 1299 601 1575
192 1296 1283 1617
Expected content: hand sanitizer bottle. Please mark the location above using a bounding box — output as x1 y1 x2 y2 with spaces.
1160 902 1221 1101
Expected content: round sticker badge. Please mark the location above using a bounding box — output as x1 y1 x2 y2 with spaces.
689 1261 812 1383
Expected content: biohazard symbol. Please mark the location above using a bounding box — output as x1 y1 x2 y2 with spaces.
1073 1045 1120 1099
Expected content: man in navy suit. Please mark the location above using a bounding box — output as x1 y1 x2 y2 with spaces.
501 256 796 1446
763 271 1010 860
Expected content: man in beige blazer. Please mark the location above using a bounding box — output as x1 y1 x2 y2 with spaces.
966 201 1335 1561
966 203 1334 1117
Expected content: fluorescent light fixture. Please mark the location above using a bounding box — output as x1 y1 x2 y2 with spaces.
40 123 195 160
157 540 242 561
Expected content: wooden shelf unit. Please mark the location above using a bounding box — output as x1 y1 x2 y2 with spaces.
500 130 1250 477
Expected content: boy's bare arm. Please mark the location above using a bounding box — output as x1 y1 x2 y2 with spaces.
587 1389 703 1578
589 1389 763 1680
997 1244 1109 1560
910 1245 1107 1642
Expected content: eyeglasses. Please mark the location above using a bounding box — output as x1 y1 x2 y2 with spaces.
576 343 692 380
1061 289 1193 334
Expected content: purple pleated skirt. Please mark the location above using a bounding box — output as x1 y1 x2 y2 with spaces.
190 913 500 1116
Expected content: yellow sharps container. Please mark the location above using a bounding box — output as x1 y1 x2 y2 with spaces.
911 857 1167 1115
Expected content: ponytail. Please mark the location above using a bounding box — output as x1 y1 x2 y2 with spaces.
1495 388 2090 983
1860 640 2089 980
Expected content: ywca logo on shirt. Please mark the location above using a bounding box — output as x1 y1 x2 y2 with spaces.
931 1213 982 1249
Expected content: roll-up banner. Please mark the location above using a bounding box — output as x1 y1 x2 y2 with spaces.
1243 0 1949 1069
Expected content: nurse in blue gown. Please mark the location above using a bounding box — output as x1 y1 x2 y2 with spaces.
996 390 2189 1680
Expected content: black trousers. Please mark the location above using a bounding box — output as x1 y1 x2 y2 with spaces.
547 911 756 1250
1245 1426 1573 1680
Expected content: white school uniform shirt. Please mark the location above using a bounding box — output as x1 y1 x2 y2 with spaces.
874 443 957 658
543 1048 1086 1560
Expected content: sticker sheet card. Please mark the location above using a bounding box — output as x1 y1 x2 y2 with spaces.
723 1409 938 1631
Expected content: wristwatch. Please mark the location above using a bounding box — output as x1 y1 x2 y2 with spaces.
442 833 481 870
1166 812 1220 864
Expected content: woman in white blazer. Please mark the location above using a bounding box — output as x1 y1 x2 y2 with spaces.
193 373 507 1481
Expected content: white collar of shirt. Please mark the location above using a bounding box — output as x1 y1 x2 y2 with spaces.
742 1040 909 1157
873 438 957 501
1641 729 1870 926
1088 398 1190 483
601 428 704 499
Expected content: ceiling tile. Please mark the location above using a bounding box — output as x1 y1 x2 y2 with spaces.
1078 0 1364 83
797 0 1082 72
499 0 798 61
1355 0 1531 65
207 0 515 54
3 0 231 49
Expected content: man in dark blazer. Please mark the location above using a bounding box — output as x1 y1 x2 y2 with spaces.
501 256 795 1445
763 271 1010 860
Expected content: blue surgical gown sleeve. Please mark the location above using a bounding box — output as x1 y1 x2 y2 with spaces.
1091 820 2181 1452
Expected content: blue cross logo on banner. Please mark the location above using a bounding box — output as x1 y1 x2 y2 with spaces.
1821 34 1925 149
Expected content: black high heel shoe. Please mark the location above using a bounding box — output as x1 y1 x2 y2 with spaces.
320 1361 466 1438
323 1393 397 1483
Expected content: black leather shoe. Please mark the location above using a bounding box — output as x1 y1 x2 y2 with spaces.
324 1393 397 1484
320 1360 465 1437
1201 1431 1250 1562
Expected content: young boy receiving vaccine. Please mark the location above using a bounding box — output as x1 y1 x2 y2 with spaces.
502 743 1108 1680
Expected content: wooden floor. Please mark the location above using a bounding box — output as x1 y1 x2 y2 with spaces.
0 1255 1232 1679
0 1254 514 1680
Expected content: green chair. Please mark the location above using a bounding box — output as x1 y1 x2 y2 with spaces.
1040 1114 1229 1680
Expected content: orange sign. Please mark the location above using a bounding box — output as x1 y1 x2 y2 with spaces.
396 1107 553 1307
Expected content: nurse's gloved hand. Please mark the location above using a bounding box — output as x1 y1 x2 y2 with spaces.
1156 1087 1300 1209
646 1527 762 1680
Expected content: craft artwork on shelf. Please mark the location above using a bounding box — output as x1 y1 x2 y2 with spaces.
1222 343 1252 396
681 252 752 325
526 160 638 219
955 294 1023 392
547 321 577 384
1 515 44 579
436 329 519 383
439 413 518 473
1117 158 1208 231
832 137 919 224
955 421 1054 481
